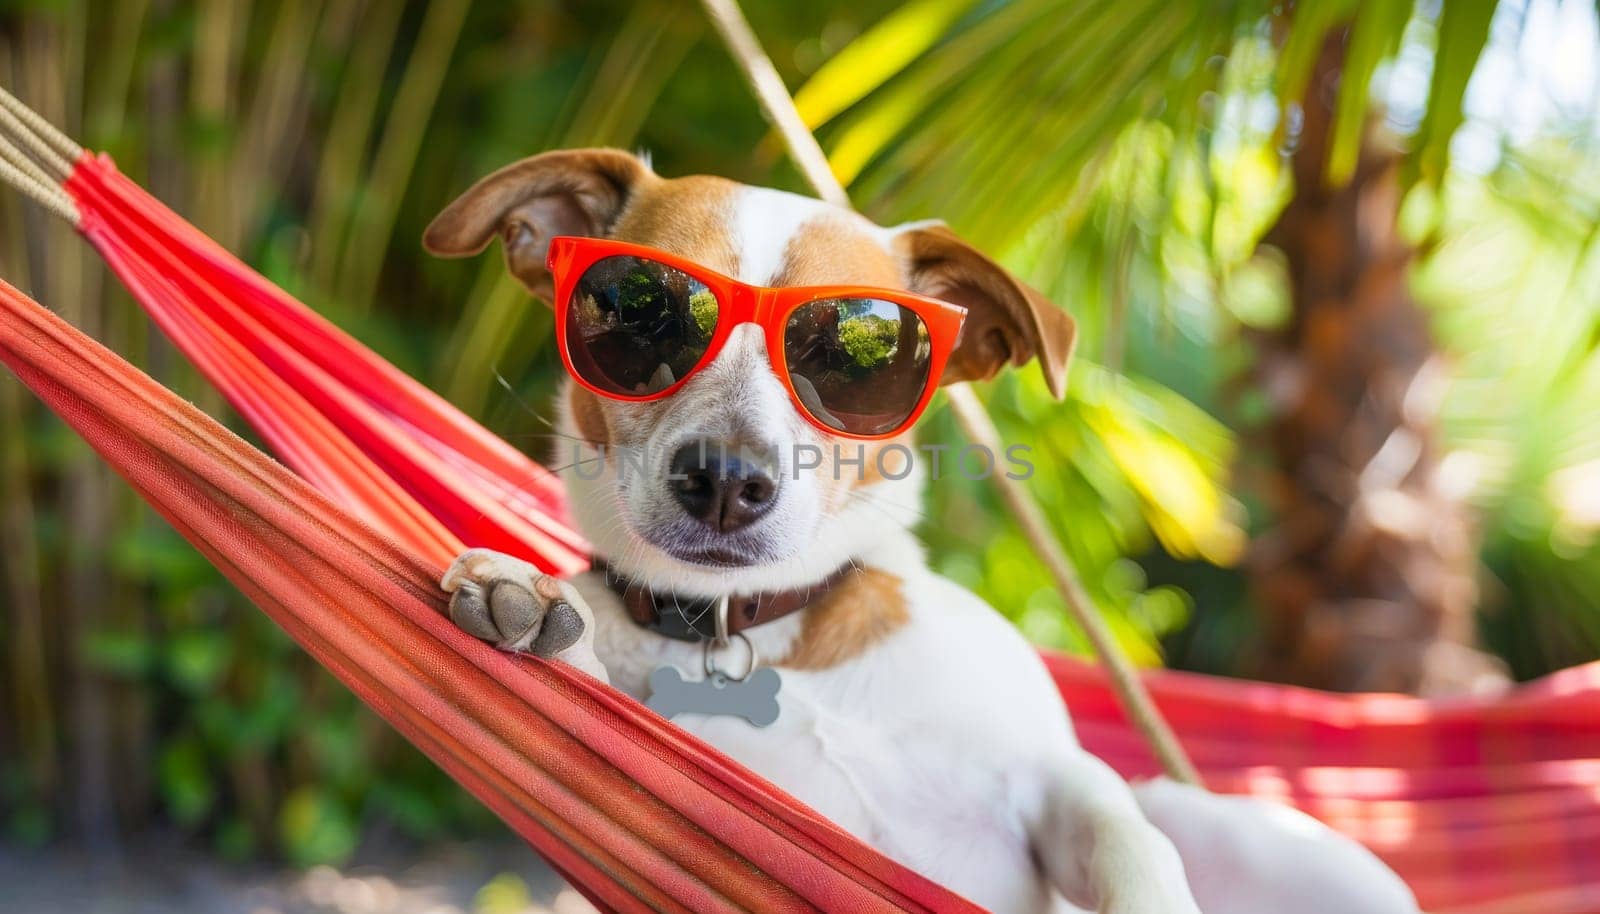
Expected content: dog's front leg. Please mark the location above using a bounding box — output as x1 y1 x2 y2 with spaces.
1032 753 1200 914
440 548 608 683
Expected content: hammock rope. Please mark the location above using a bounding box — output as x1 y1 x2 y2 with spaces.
0 84 81 164
4 53 1600 914
0 137 76 223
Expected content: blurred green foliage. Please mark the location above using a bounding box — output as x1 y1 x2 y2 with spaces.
0 0 1596 869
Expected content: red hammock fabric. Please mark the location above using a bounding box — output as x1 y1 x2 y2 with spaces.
0 151 1595 913
1053 656 1600 914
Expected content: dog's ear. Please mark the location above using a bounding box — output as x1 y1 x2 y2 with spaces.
892 221 1076 399
423 148 655 298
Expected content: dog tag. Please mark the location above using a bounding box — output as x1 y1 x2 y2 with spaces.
645 665 781 727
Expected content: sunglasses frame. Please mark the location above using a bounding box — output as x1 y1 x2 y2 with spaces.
547 235 968 440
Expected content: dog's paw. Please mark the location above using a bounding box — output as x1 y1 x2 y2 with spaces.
440 549 605 680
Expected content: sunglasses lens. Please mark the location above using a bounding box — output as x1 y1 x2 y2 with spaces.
565 255 719 396
783 298 933 436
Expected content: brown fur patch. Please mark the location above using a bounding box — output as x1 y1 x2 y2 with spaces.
567 385 610 448
779 567 911 670
609 175 741 276
892 224 1077 398
773 215 902 288
850 437 915 490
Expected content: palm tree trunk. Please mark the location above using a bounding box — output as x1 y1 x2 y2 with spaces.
1246 29 1505 695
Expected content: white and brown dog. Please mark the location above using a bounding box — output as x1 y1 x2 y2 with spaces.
422 149 1418 914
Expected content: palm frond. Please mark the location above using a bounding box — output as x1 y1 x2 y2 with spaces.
800 0 1504 253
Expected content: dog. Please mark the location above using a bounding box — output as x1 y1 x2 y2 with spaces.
421 149 1420 914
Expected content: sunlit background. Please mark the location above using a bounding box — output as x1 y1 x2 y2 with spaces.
1 0 1598 910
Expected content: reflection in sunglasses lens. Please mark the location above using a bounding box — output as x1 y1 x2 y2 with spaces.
783 298 932 436
566 255 718 396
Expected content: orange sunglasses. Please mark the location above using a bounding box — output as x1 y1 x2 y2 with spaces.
548 236 967 440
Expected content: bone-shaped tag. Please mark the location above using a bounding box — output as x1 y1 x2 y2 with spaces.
645 665 781 727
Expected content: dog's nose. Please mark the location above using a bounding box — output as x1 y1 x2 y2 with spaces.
668 440 779 533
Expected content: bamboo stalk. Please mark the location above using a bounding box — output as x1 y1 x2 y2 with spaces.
0 99 60 807
334 0 471 313
19 11 122 850
0 364 57 797
84 0 148 141
441 7 699 410
189 0 246 248
697 0 1200 786
230 0 324 248
307 0 405 294
80 24 160 810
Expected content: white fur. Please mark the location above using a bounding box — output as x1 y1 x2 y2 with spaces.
452 188 1419 914
573 526 1200 913
732 187 831 284
1134 780 1419 914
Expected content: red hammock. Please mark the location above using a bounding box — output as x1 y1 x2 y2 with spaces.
2 151 1599 914
65 152 586 576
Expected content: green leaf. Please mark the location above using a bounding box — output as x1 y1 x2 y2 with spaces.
306 713 367 791
370 782 446 839
474 873 535 914
1329 0 1416 186
110 524 211 586
793 0 981 128
158 737 216 826
164 629 233 693
1276 0 1359 108
5 803 51 847
278 786 360 867
215 816 257 861
1415 0 1498 186
81 629 155 678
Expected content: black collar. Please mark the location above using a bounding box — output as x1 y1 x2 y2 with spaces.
591 559 855 642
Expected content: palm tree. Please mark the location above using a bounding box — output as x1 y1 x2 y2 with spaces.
1246 29 1503 693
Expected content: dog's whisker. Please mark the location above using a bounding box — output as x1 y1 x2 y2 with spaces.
488 366 609 451
501 430 607 448
540 456 605 476
464 454 608 525
850 490 931 526
492 367 560 427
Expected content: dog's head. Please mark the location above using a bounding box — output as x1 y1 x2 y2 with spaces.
425 148 1074 594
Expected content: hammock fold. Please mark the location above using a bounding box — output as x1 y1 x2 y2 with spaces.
2 149 1598 913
